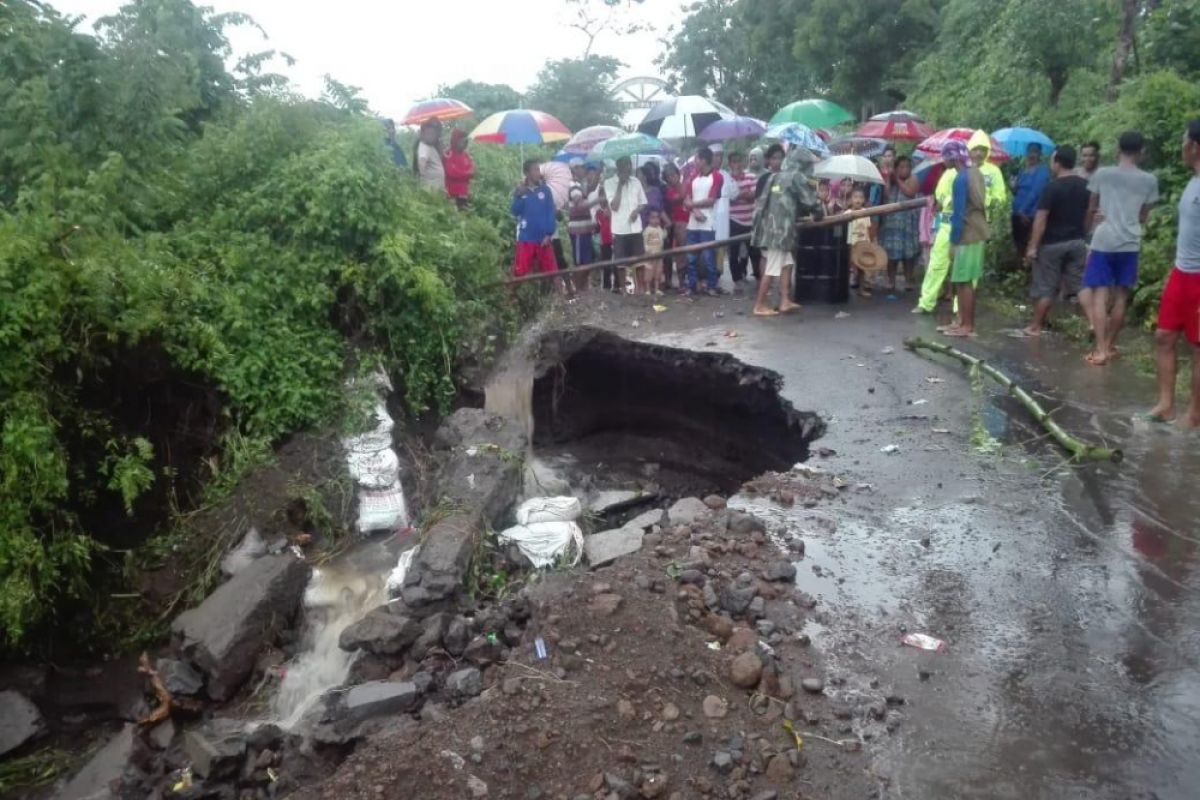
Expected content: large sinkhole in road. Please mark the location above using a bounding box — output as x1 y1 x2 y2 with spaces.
520 328 825 498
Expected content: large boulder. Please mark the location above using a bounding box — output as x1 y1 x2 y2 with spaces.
341 681 420 722
400 512 479 610
0 690 45 756
55 724 140 800
171 554 310 701
182 719 247 780
668 497 710 525
338 606 423 656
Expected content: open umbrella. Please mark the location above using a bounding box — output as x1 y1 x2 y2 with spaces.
762 123 831 157
916 128 1009 162
563 125 624 155
637 95 736 139
698 115 767 142
814 154 884 185
540 161 573 210
992 127 1056 159
402 98 474 126
769 99 854 130
829 136 889 159
855 113 932 142
470 109 571 145
588 132 673 162
868 110 924 123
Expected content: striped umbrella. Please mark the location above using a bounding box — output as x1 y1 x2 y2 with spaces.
829 136 889 159
855 113 932 142
563 125 624 155
916 128 1009 162
768 99 854 130
763 123 831 157
637 95 736 139
470 109 572 145
401 98 473 126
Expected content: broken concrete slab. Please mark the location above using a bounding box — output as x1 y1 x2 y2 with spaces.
435 409 527 528
587 490 654 516
625 507 667 531
342 681 420 722
56 723 138 800
338 607 423 655
400 512 479 609
668 497 710 525
182 718 247 779
585 527 645 567
171 554 310 701
0 689 45 756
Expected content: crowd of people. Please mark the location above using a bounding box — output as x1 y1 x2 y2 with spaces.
384 114 1200 427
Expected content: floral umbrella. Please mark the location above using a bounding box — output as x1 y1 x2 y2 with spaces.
401 98 473 126
829 136 889 159
762 123 831 157
562 125 624 155
768 99 855 130
470 109 571 145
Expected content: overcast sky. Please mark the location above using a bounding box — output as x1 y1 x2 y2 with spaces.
52 0 672 120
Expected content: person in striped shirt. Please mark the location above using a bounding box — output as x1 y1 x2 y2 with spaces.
728 151 761 288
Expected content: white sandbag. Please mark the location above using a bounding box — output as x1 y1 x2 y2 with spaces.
497 521 584 568
515 496 582 526
347 447 400 490
356 481 409 533
341 402 395 454
385 546 419 592
220 527 266 577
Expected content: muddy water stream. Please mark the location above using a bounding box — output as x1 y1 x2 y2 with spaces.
645 304 1200 800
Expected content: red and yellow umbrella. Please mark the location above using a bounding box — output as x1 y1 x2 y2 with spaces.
401 98 473 126
470 109 571 146
916 128 1009 162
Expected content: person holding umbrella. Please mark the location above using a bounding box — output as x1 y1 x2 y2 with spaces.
443 128 475 209
413 120 446 193
942 141 990 337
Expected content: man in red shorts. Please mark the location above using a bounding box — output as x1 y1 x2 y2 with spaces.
511 159 558 278
1149 120 1200 428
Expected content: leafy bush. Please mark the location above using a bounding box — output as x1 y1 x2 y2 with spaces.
0 0 534 650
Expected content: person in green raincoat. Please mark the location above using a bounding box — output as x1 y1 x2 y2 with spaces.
751 146 823 316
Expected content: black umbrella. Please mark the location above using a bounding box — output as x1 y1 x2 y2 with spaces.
637 95 737 140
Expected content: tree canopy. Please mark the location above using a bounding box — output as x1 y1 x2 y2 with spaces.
526 55 625 131
436 80 525 123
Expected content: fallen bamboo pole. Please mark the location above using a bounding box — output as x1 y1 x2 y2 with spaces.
904 337 1123 464
498 197 928 287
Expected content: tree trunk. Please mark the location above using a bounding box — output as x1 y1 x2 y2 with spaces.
1108 0 1140 100
1047 67 1068 106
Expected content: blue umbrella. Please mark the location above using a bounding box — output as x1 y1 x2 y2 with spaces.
762 122 831 157
992 127 1055 159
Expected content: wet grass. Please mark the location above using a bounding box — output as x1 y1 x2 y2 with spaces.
0 748 75 794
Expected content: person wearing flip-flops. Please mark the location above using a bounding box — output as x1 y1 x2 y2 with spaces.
750 147 822 316
939 141 989 338
1147 120 1200 428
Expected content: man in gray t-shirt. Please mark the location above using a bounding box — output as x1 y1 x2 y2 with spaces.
1149 120 1200 428
1080 132 1159 366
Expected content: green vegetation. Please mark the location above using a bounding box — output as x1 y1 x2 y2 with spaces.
0 0 536 652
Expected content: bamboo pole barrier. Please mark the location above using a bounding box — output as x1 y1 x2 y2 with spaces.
498 197 928 287
904 337 1123 464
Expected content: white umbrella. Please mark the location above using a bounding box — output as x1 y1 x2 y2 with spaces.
814 154 884 185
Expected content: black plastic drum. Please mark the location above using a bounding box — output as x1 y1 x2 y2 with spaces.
794 223 849 304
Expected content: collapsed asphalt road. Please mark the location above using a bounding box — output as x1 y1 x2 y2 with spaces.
576 289 1200 800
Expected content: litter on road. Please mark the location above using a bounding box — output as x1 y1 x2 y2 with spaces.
901 633 948 652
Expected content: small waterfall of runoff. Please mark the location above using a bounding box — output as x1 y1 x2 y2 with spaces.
271 370 411 730
271 555 392 729
485 357 535 443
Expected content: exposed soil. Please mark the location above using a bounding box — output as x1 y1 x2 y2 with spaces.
295 472 893 800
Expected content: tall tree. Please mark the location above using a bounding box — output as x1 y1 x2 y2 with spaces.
526 56 623 131
436 80 524 122
565 0 648 57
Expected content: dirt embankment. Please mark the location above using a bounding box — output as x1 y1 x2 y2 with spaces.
299 473 894 800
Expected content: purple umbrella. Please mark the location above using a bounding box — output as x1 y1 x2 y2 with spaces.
698 115 767 142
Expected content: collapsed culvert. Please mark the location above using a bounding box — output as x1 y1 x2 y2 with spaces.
517 327 825 501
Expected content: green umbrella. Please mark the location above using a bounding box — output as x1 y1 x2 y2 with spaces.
587 132 673 161
769 99 855 130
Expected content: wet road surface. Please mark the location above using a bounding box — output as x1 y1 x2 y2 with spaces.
616 293 1200 800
